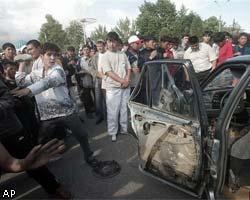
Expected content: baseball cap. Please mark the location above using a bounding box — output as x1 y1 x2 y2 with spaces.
20 45 27 52
128 35 141 44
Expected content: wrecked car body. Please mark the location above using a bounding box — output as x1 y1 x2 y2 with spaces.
128 56 250 199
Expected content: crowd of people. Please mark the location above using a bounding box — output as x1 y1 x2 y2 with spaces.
0 30 250 199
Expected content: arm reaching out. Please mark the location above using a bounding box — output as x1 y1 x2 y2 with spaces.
0 139 65 173
12 67 65 97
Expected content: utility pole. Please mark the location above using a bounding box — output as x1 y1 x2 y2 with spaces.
213 0 231 32
219 15 222 32
80 18 96 44
232 18 236 34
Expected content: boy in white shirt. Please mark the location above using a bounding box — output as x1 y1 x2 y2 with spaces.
101 32 131 141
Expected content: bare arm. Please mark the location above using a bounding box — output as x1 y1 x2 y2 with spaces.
97 71 105 79
0 142 23 172
13 68 65 97
15 62 34 87
125 68 131 82
0 139 65 173
106 71 127 85
211 60 217 71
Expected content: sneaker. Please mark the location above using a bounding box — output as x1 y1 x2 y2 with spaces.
111 135 117 142
86 157 99 167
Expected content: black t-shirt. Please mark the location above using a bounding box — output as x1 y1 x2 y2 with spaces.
62 56 78 87
4 79 39 141
0 79 23 140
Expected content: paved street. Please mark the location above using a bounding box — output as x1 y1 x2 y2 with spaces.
0 111 194 199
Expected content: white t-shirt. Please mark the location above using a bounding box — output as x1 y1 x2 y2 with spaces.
101 50 131 89
97 53 107 89
184 43 217 73
32 56 44 71
98 53 104 71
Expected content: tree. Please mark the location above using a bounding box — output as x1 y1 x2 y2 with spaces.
39 14 68 50
189 14 203 37
203 16 220 33
174 4 189 37
65 20 84 52
90 25 108 42
113 17 137 42
136 0 177 38
157 0 177 37
178 12 197 37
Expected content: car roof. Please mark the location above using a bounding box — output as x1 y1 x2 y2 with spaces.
222 55 250 66
145 59 191 66
144 56 250 69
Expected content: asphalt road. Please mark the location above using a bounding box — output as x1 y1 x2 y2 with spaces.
0 111 196 200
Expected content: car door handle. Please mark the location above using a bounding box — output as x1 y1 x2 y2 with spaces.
135 114 144 121
143 122 150 135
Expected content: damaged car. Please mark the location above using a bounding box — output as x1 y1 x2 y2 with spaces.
128 55 250 199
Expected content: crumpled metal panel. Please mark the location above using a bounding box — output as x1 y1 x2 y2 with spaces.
129 103 201 188
148 125 199 178
231 127 250 159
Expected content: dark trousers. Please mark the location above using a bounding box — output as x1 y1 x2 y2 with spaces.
41 113 93 160
79 87 95 114
196 68 211 83
1 130 60 194
94 79 106 120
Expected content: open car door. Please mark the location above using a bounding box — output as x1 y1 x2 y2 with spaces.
128 60 214 198
201 57 250 197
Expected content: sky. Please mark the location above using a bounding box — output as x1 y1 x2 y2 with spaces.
0 0 249 46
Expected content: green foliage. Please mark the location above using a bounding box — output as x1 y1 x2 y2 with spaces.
203 16 220 32
136 0 177 38
39 14 68 50
159 27 169 39
190 14 203 37
113 17 137 42
38 3 243 49
65 20 84 52
135 0 241 40
173 5 188 36
90 25 108 42
179 12 197 36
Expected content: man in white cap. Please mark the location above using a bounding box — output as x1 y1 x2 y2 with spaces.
125 35 143 92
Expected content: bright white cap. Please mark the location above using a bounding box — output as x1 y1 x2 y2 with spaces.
20 45 27 52
128 35 141 44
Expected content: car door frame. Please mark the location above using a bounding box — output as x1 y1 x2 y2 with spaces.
201 62 250 195
129 59 213 198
